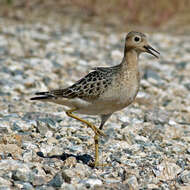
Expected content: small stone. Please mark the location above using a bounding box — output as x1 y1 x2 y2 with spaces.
0 160 29 171
0 186 12 190
187 148 190 154
31 175 46 186
144 108 169 125
124 175 138 190
104 178 120 183
175 62 187 70
61 183 86 190
0 122 9 133
12 169 30 182
157 161 182 181
184 83 190 91
178 170 190 185
61 171 71 184
63 156 77 168
0 177 11 186
178 186 190 190
176 158 186 169
135 135 148 144
22 150 33 162
63 163 88 181
35 185 55 190
80 178 102 188
13 119 36 132
147 184 159 189
143 68 161 81
14 181 34 190
36 120 49 136
48 173 63 188
169 119 177 125
11 122 22 132
0 144 22 160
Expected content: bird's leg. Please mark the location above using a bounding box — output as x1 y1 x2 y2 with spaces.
99 113 112 130
66 109 106 137
66 109 109 167
94 133 99 166
92 132 112 167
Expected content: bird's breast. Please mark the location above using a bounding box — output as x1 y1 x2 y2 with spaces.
115 70 140 107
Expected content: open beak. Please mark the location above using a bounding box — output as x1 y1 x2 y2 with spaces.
144 45 160 58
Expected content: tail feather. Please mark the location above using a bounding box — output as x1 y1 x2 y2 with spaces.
30 92 55 101
35 91 49 95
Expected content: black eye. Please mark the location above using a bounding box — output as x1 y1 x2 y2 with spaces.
134 36 140 42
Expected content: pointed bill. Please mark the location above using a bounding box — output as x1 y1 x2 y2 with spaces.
144 45 160 58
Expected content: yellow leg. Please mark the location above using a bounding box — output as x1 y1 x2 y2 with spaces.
94 134 99 166
66 109 106 137
66 109 107 167
91 134 111 167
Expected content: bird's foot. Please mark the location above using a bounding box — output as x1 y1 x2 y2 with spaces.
82 124 106 137
90 124 106 137
89 161 111 168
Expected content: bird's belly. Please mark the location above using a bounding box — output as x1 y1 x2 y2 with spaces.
76 100 124 115
69 98 118 115
72 86 139 115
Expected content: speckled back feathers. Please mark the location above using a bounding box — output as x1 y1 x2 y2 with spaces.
35 65 120 100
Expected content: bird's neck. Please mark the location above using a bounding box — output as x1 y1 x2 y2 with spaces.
121 49 139 70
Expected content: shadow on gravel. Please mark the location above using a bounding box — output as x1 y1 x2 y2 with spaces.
37 151 93 166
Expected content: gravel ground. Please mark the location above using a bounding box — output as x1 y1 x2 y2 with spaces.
0 16 190 190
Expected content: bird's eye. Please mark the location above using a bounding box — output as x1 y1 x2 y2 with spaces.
134 36 140 42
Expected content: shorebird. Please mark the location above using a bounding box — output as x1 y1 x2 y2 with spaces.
31 31 159 167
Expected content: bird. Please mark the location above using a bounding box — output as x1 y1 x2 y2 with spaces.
31 31 160 167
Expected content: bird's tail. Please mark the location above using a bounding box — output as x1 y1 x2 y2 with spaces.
30 91 55 101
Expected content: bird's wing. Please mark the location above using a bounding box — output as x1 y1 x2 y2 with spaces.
31 69 113 101
92 65 120 72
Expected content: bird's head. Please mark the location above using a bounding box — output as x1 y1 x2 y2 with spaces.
124 31 160 58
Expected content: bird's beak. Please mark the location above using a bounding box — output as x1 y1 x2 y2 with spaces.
144 45 160 58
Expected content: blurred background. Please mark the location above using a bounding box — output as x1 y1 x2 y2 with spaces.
1 0 190 34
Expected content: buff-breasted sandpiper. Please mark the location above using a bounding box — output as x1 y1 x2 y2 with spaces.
31 31 160 167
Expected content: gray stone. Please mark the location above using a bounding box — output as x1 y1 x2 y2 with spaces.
0 186 11 190
61 183 87 190
48 173 63 188
31 175 46 186
184 83 190 91
144 108 169 125
36 120 50 136
12 169 31 182
178 170 190 185
187 148 190 154
124 175 139 190
14 181 34 190
0 177 11 186
35 186 55 190
80 178 102 188
175 62 187 69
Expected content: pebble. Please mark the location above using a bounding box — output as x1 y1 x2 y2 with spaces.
48 173 63 188
178 170 190 185
124 175 139 190
81 178 102 188
14 181 34 190
0 177 12 186
157 161 182 181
